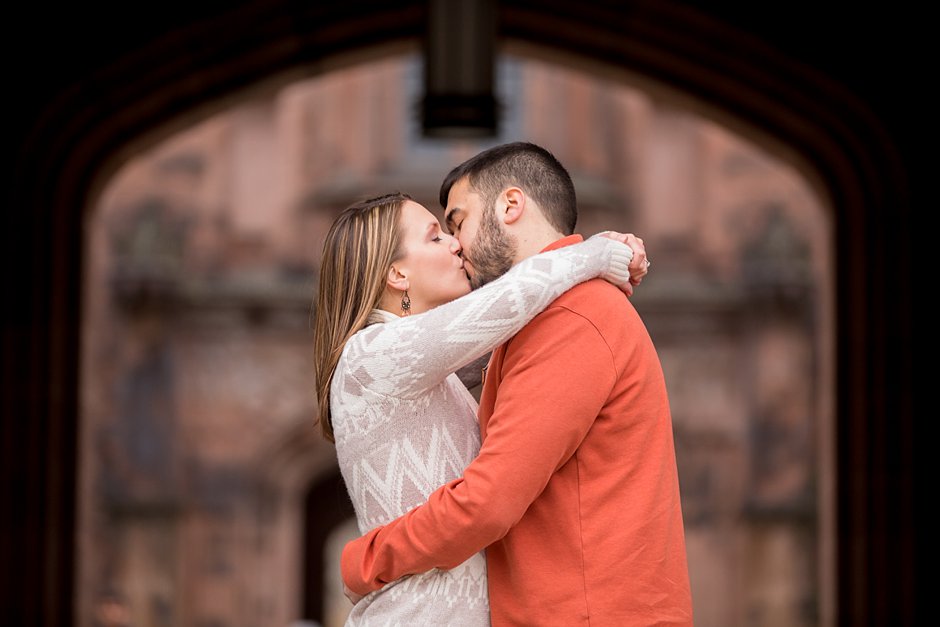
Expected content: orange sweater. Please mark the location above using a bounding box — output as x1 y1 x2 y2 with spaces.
342 235 693 626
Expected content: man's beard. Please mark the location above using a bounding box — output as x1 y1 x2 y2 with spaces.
465 207 518 290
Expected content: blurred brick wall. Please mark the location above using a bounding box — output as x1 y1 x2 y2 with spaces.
79 52 830 627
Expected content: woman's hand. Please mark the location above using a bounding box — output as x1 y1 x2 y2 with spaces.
596 231 650 296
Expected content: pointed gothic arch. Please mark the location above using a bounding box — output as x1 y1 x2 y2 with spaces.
5 2 917 624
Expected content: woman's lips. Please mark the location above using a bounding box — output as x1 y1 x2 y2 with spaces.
460 259 472 281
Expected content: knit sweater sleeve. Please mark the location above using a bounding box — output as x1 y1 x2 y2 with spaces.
342 236 632 399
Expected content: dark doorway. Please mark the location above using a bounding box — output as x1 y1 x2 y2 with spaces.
302 471 356 623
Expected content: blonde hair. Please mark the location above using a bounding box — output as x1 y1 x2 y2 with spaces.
313 193 410 442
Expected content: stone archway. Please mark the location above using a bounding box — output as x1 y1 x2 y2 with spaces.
257 420 349 627
5 2 917 625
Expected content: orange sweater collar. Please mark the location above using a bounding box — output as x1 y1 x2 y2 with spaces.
539 233 583 253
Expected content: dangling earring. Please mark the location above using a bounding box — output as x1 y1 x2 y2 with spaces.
400 290 411 316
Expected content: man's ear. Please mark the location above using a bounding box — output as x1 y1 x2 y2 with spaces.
386 265 410 292
501 187 526 225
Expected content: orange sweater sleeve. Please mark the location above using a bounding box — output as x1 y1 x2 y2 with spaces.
341 305 616 595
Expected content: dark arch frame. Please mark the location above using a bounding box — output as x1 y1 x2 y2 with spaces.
3 1 918 624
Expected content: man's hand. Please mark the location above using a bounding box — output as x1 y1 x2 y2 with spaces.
344 582 364 605
597 231 650 296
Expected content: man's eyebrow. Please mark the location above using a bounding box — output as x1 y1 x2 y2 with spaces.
444 207 463 232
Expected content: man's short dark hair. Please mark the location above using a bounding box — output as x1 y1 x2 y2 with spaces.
439 142 577 235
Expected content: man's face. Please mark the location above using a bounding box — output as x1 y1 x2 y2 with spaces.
444 177 517 289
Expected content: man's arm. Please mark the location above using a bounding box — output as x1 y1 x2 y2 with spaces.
341 302 617 595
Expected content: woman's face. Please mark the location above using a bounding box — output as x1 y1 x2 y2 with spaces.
394 200 471 313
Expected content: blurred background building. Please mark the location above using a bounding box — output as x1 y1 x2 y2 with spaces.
80 52 829 627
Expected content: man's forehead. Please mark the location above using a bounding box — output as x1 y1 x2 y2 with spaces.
444 182 467 215
449 176 475 199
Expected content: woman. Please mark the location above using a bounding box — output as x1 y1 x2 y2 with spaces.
313 192 637 625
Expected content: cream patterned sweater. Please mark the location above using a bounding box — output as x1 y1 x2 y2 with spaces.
332 236 632 626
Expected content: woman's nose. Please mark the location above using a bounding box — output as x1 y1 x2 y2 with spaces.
449 235 462 255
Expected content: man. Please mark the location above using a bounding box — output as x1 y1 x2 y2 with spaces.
341 142 693 625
